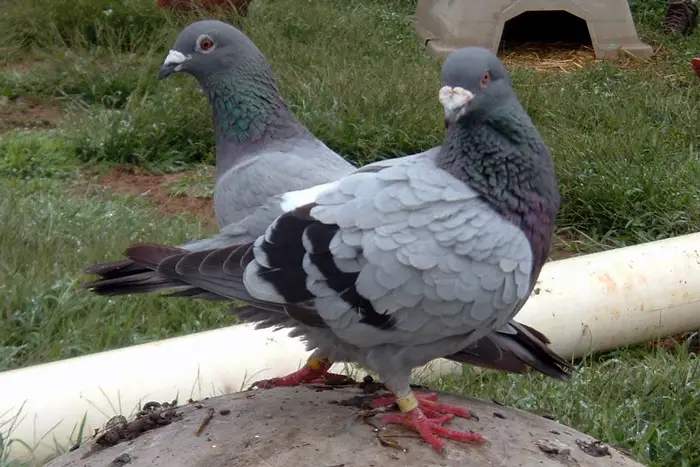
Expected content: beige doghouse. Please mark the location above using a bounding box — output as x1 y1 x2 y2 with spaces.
412 0 654 59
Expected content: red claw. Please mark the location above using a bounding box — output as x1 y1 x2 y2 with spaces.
373 391 485 453
248 358 349 389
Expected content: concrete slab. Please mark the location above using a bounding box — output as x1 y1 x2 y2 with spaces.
45 385 645 467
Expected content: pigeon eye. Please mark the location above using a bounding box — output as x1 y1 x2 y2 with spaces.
480 71 491 87
197 35 215 53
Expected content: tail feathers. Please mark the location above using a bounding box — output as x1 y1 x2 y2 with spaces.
84 258 147 278
82 244 193 297
447 320 573 381
136 243 329 328
84 242 329 330
83 273 188 296
167 288 230 300
231 305 296 331
126 244 186 269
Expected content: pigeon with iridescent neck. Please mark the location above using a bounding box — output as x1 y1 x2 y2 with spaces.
84 20 353 348
157 19 354 228
83 46 572 455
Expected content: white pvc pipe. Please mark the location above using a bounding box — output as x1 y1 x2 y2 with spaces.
3 233 700 464
516 232 700 359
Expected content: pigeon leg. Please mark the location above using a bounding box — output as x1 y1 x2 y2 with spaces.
248 357 349 389
377 391 485 454
372 391 478 420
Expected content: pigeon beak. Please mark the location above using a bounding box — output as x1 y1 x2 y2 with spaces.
158 50 191 80
439 85 474 125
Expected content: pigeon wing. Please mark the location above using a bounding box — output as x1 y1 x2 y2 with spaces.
126 154 533 351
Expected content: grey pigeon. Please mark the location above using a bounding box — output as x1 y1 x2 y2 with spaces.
84 46 572 454
158 19 354 228
84 20 354 284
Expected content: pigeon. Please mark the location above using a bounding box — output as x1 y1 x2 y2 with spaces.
84 46 572 454
156 20 354 229
84 20 355 300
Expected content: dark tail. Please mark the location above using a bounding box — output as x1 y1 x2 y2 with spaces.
83 243 254 301
447 320 573 381
82 245 195 296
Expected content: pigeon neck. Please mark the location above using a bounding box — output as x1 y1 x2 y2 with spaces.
437 103 560 285
202 66 305 175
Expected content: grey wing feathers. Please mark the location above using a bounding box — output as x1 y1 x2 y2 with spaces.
87 151 536 362
123 240 329 329
83 190 292 296
273 154 535 349
85 149 570 381
214 139 354 227
121 154 534 352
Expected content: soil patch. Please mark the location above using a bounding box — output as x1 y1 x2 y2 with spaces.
646 332 700 354
81 165 216 229
0 96 62 132
548 232 588 261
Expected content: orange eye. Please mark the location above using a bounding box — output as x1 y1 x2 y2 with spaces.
198 36 214 52
480 71 491 87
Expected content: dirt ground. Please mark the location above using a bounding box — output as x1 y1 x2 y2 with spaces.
44 383 643 467
85 165 218 229
0 96 63 132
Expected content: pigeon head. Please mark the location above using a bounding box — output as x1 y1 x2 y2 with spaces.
158 20 305 150
158 20 263 82
439 47 512 126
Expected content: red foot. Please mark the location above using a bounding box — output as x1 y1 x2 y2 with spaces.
382 408 485 453
248 359 348 389
372 391 477 419
373 392 484 453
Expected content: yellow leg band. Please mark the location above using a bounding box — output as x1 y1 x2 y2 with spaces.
307 358 327 370
396 393 419 412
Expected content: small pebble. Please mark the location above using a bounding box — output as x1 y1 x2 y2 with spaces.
493 411 506 419
108 453 132 466
535 438 571 456
219 409 231 415
576 439 611 457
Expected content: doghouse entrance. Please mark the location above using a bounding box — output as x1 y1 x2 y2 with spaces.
499 10 593 51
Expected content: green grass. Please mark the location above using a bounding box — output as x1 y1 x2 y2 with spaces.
163 163 216 198
433 347 700 466
0 0 699 465
0 179 234 374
